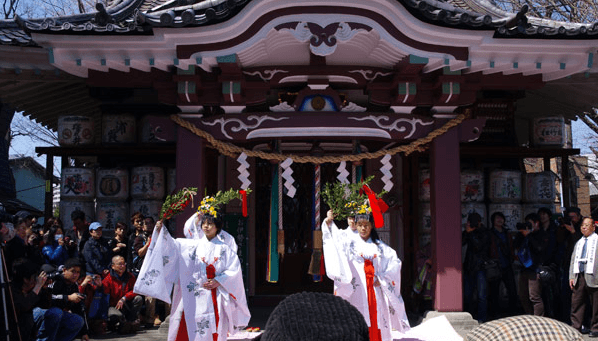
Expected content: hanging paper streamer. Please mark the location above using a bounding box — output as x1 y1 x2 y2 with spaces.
281 157 296 197
267 166 280 283
380 154 393 192
337 161 350 184
237 152 251 190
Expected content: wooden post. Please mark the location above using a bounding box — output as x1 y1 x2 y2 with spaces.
45 154 54 221
176 126 205 237
561 156 571 207
430 125 462 312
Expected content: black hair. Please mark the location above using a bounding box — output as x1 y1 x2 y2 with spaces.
144 216 155 225
71 210 85 222
12 258 39 289
567 207 581 216
490 212 506 227
467 212 482 227
537 207 552 217
44 225 63 245
64 258 82 270
525 213 540 223
199 213 223 235
355 218 381 244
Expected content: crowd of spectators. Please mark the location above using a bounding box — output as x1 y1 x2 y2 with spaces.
462 206 598 335
0 209 167 340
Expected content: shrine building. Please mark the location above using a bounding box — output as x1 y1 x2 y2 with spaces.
2 0 598 314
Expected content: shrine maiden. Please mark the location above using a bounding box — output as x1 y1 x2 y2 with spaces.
134 214 250 341
322 211 410 341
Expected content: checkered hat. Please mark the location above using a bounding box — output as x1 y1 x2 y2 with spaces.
255 292 369 341
467 315 583 341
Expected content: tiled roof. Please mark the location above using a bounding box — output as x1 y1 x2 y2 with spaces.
0 20 37 46
1 0 597 42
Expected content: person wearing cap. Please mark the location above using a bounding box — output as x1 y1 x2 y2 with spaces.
82 222 112 276
134 201 250 341
322 209 410 341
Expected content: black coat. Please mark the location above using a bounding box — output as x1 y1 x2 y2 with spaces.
82 237 112 275
463 227 491 273
50 274 87 336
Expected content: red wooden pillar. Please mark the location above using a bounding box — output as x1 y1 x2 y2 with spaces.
430 125 462 312
175 126 206 237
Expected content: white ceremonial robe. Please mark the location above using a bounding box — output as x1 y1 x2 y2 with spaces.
322 221 410 341
135 225 250 341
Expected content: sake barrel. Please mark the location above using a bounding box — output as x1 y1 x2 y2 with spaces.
96 168 129 200
101 114 136 144
167 168 176 195
461 202 487 230
130 200 162 222
61 167 95 200
140 115 177 143
131 166 165 200
533 116 565 147
96 201 129 231
419 202 431 232
523 171 556 203
523 203 554 219
58 116 94 146
419 169 430 202
488 170 522 202
461 170 484 202
60 200 94 225
420 233 431 247
488 203 522 231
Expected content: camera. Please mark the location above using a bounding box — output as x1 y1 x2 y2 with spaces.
78 293 87 299
560 216 572 225
46 270 62 281
516 222 532 230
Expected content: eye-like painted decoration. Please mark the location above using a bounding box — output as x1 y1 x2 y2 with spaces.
298 95 338 112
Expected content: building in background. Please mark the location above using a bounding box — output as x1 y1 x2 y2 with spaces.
9 156 59 217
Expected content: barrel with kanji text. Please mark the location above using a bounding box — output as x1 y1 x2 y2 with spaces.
489 170 522 203
58 116 94 146
61 167 95 200
488 203 523 231
101 114 136 144
131 166 165 200
60 200 95 225
523 172 556 204
96 201 129 232
96 168 129 201
130 200 162 223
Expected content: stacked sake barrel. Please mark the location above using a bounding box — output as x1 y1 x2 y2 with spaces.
418 169 432 246
60 168 96 225
101 114 136 145
488 170 523 230
522 171 556 218
130 166 165 222
461 170 486 230
96 168 129 231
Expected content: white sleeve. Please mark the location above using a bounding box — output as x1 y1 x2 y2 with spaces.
133 226 178 303
322 220 352 283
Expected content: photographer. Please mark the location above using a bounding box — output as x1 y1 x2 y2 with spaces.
10 258 49 341
515 213 557 316
462 212 490 322
65 211 90 262
50 258 89 340
42 225 69 267
82 222 112 276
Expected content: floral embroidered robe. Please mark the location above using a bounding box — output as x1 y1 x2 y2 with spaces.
322 221 410 341
134 225 250 341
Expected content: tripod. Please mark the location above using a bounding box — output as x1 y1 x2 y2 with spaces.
0 244 21 341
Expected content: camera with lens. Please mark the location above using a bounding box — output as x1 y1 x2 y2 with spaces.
46 270 62 281
516 222 532 230
560 216 572 225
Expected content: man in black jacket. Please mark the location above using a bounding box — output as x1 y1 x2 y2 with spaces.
50 258 89 340
516 213 557 317
82 222 112 276
65 210 90 262
462 213 491 322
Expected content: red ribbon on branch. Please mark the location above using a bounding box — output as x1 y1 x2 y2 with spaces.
361 185 388 228
240 190 248 217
